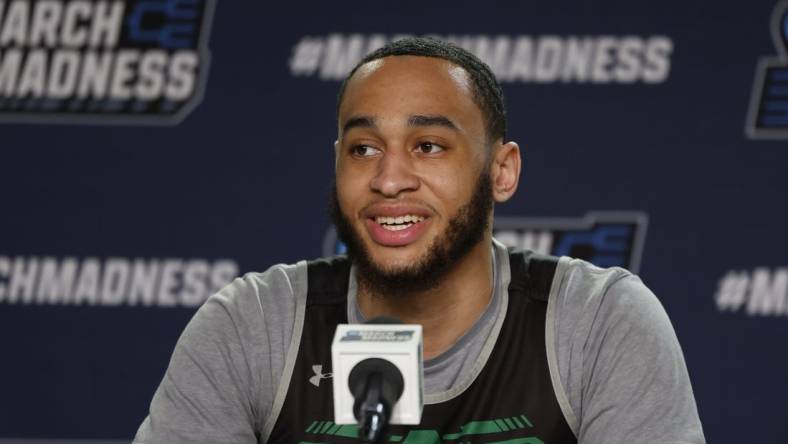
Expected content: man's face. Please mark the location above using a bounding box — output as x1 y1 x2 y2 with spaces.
333 56 493 293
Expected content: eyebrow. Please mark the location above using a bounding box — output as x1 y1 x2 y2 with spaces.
407 114 459 131
342 114 460 134
342 116 376 134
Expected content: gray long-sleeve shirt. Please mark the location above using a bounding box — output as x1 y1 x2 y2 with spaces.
134 239 705 443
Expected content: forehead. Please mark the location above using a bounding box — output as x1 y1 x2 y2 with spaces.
339 56 484 132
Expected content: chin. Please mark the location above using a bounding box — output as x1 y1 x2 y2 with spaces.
370 257 419 275
364 246 424 271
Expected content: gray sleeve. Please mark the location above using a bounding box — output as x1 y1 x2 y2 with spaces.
133 264 300 444
554 261 705 444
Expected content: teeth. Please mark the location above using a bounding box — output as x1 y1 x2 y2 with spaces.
382 223 413 231
375 215 425 225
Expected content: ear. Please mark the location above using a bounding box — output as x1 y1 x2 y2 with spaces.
334 140 340 169
490 141 521 203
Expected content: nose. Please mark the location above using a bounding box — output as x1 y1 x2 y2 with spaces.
369 150 419 197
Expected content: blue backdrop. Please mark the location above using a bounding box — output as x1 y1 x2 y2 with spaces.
1 1 786 442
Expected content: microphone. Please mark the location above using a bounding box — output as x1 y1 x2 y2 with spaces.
348 357 403 442
332 316 423 443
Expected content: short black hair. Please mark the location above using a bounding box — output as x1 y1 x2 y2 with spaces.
337 37 507 143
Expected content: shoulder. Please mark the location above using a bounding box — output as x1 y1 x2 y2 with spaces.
213 261 305 309
548 259 645 428
553 256 684 373
174 261 309 370
133 261 311 443
552 258 659 333
551 258 677 371
187 262 305 335
550 259 704 442
174 261 311 393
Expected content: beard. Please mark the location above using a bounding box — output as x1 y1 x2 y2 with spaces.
329 170 493 298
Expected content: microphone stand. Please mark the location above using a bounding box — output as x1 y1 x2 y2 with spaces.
349 358 404 444
357 372 388 443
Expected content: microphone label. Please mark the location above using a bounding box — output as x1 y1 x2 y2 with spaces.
340 330 415 342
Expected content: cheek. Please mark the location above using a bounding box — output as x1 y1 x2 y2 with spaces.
420 167 476 210
336 156 370 184
336 169 368 212
335 181 356 207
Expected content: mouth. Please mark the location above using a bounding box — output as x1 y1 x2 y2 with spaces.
374 215 427 231
364 212 432 247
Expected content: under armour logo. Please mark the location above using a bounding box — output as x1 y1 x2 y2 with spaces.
309 365 333 387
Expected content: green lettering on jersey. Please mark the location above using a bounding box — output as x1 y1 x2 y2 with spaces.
301 413 540 443
442 414 533 440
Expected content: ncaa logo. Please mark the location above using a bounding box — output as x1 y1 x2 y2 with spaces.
323 211 649 273
0 0 216 125
746 0 788 139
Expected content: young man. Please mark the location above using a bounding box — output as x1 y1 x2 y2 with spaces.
134 38 705 443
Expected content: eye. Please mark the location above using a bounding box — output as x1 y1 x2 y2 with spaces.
351 145 381 157
416 142 445 154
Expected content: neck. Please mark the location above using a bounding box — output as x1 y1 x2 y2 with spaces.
357 235 495 360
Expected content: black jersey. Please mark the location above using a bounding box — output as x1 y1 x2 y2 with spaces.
267 250 576 443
